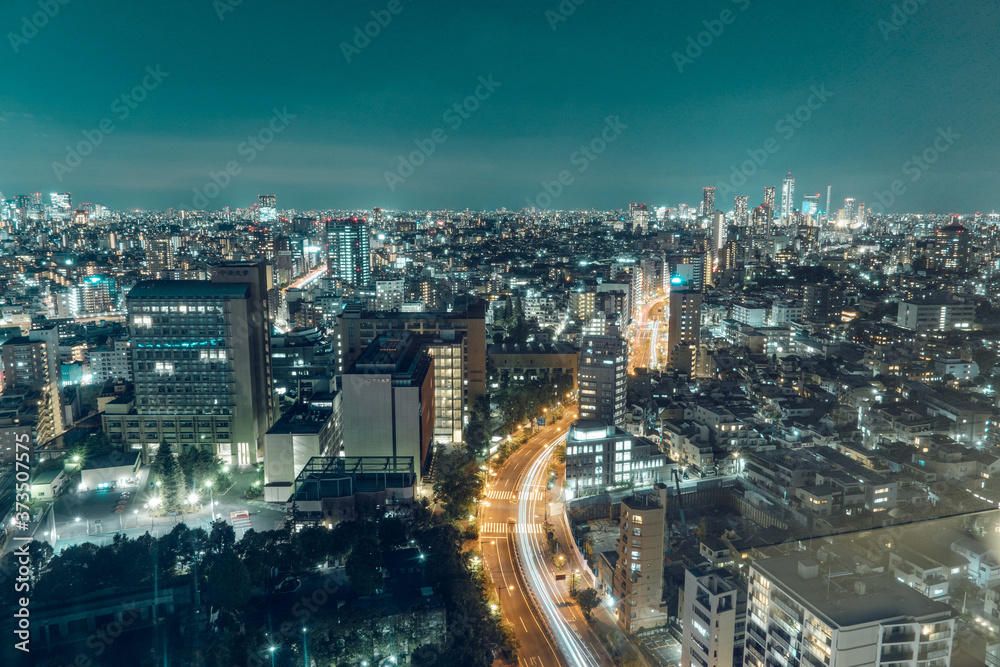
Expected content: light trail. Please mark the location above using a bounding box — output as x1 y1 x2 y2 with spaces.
282 265 327 293
515 434 603 667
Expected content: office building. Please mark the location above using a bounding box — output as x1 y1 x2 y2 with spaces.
702 187 716 217
146 237 175 273
376 279 405 311
103 267 274 465
681 567 746 667
843 197 857 224
629 203 650 233
327 219 371 286
897 294 976 331
666 272 702 376
340 331 434 475
745 555 956 667
563 420 672 499
802 193 821 217
611 486 668 633
578 334 627 426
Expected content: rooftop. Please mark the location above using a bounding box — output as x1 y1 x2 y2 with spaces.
127 280 250 300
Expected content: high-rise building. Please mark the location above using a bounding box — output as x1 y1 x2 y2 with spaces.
932 222 972 275
610 487 668 632
681 566 746 667
327 219 371 286
375 279 405 311
147 237 175 273
701 187 716 217
629 203 650 233
578 334 628 426
734 195 749 226
1 326 64 446
257 194 277 223
857 202 867 227
711 212 727 252
751 204 773 237
802 193 821 217
744 555 956 667
763 186 776 210
843 197 857 223
825 185 832 217
666 272 702 376
104 266 274 465
780 174 795 223
340 331 434 474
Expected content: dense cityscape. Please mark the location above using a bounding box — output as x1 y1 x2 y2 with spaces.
0 190 999 667
3 2 1000 667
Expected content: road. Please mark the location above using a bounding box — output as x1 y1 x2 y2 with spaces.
629 294 668 374
481 409 611 667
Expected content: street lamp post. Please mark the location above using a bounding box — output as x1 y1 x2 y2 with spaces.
148 497 161 530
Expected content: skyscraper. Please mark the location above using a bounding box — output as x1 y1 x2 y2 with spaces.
701 187 716 217
327 219 372 286
711 211 727 252
257 194 277 223
780 173 795 223
825 185 832 217
1 326 63 445
666 270 702 376
610 487 667 632
734 195 749 226
763 186 776 210
801 193 821 217
146 237 175 273
629 203 650 233
932 222 973 275
843 197 857 223
578 334 627 426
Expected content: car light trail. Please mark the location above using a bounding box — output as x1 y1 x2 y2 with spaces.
515 433 603 667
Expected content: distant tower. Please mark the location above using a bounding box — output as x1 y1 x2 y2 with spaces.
712 212 727 252
857 202 867 227
843 198 857 223
326 219 372 286
734 196 749 226
257 195 277 223
629 203 650 233
825 185 832 217
763 186 776 210
802 194 821 218
702 187 716 217
780 174 795 223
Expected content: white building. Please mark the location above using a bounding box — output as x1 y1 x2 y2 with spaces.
681 566 746 667
88 340 132 384
745 555 956 667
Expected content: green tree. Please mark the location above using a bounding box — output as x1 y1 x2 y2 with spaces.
433 451 484 522
575 587 601 620
151 443 185 512
177 447 221 492
346 535 384 595
202 550 251 611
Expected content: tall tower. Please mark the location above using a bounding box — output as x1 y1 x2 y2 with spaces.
326 219 372 286
667 271 702 376
578 334 628 426
843 198 857 223
763 186 776 210
734 196 749 226
802 194 821 218
257 194 277 223
825 185 832 218
702 187 716 217
712 212 727 252
780 174 795 224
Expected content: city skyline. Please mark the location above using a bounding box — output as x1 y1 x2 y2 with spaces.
2 1 998 211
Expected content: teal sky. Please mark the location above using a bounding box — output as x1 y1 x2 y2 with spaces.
1 0 998 213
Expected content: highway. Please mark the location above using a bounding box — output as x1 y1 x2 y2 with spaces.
629 294 668 374
482 409 611 666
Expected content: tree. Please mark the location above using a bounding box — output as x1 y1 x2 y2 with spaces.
433 451 484 522
177 447 221 492
346 535 384 595
202 550 251 611
575 587 601 620
208 519 236 554
151 443 185 512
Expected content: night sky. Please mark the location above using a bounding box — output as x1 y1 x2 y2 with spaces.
2 0 998 212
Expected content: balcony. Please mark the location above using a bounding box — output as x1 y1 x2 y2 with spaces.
881 647 914 662
882 631 916 644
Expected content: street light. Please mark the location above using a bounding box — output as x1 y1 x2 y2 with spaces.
301 627 308 667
